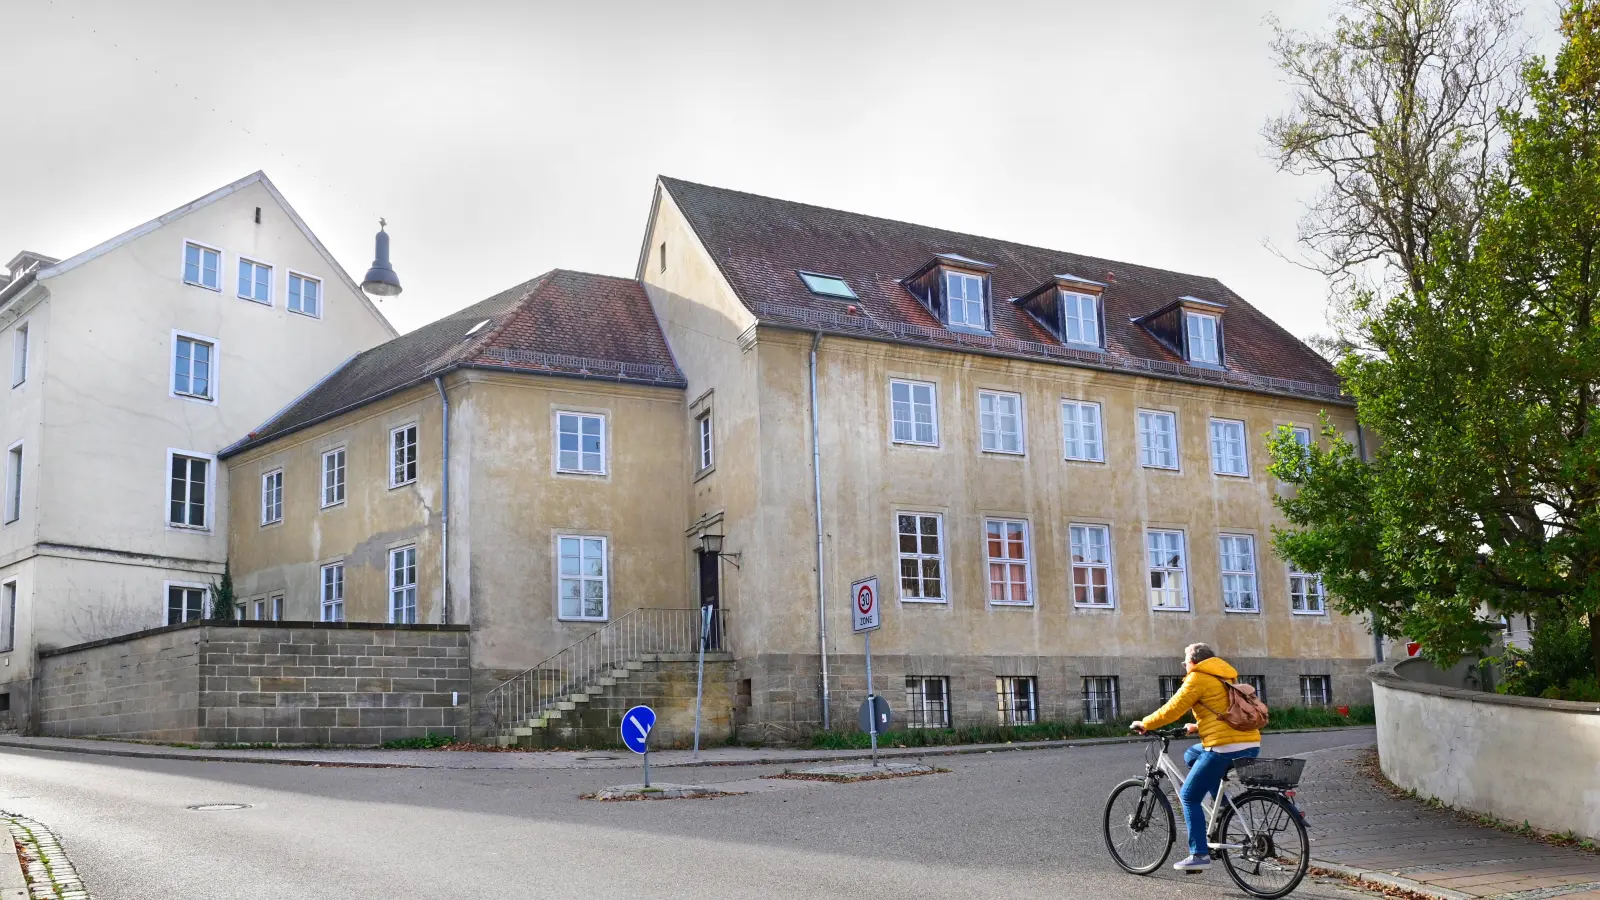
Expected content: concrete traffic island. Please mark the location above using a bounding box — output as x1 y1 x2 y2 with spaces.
766 761 943 782
582 783 744 801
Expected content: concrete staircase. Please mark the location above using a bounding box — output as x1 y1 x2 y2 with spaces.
494 653 733 749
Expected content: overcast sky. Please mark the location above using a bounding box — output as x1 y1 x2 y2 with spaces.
0 1 1559 337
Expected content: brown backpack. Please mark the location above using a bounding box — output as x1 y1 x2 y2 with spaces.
1203 673 1270 730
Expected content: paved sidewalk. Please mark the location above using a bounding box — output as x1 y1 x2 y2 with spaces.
1299 746 1600 899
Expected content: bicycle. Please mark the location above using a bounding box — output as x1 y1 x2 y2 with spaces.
1102 726 1311 898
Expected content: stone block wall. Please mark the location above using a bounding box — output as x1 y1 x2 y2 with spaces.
522 653 734 749
36 621 471 745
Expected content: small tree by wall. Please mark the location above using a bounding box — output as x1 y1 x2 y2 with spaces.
209 561 237 621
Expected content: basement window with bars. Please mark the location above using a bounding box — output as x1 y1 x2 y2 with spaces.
1300 675 1331 707
905 676 950 729
1082 676 1119 724
1243 675 1267 703
1157 675 1184 705
996 676 1037 725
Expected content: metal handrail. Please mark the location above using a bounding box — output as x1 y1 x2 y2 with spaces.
484 607 727 733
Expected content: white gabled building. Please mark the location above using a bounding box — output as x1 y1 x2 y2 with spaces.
0 171 397 727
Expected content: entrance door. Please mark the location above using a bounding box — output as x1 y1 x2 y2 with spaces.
697 549 721 650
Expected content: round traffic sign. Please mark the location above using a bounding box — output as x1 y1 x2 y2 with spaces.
620 705 656 754
857 583 875 615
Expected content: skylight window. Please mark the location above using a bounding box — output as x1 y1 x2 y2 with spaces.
465 319 490 337
798 271 857 300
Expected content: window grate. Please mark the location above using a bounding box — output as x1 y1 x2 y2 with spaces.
1243 675 1266 703
1299 675 1331 707
996 676 1037 725
1157 675 1184 704
905 676 950 729
1082 676 1120 724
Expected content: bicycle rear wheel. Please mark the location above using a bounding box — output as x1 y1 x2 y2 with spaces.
1216 791 1310 898
1102 778 1175 875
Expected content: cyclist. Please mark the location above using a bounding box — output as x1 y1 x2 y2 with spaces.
1130 642 1260 873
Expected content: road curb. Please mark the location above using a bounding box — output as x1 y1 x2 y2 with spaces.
1311 862 1478 900
0 820 25 900
0 739 418 769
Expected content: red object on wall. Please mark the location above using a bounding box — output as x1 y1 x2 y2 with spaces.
1406 641 1421 657
1337 705 1350 717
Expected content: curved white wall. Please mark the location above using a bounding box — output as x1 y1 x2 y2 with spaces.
1373 660 1600 840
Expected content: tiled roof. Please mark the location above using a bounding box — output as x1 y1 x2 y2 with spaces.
658 177 1344 403
223 270 683 456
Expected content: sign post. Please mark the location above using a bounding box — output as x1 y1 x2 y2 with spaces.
621 704 656 787
692 605 713 759
850 576 882 765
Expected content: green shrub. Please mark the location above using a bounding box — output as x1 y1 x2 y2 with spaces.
1494 613 1596 701
380 732 457 749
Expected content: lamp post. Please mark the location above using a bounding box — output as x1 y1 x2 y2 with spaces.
361 219 403 297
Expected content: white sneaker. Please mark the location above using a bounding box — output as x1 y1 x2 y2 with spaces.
1173 854 1212 872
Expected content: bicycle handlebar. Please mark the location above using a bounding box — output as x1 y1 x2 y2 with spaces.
1131 725 1189 739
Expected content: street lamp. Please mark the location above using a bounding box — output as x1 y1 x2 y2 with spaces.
699 533 740 568
361 218 403 297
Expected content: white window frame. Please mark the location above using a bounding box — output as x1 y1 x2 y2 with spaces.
165 448 214 531
321 447 346 508
260 468 283 526
0 580 15 653
1289 564 1328 615
1243 675 1267 702
4 441 21 525
170 329 220 404
1061 400 1104 462
163 580 209 625
1219 533 1260 613
1137 409 1179 470
1146 528 1189 611
945 270 987 331
555 411 607 475
1209 418 1249 477
996 676 1038 725
1083 676 1120 724
905 676 951 729
252 597 266 621
556 534 610 622
896 511 946 603
1069 523 1114 608
978 390 1025 455
389 545 418 624
182 240 222 291
287 269 323 318
889 379 939 447
390 423 418 488
1061 290 1101 348
1299 675 1332 707
985 517 1033 607
320 563 345 622
12 321 28 388
1292 426 1313 452
1185 311 1220 364
271 593 283 621
237 256 273 305
696 410 714 472
1158 675 1184 704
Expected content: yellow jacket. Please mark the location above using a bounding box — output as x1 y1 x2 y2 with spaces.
1140 657 1262 748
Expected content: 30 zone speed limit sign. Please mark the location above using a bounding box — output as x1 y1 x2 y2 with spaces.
851 577 881 633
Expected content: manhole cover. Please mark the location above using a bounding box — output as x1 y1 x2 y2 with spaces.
187 803 251 811
576 755 618 761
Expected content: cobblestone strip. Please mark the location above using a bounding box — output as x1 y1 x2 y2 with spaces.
2 814 90 900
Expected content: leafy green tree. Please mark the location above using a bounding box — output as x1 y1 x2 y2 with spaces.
209 560 238 621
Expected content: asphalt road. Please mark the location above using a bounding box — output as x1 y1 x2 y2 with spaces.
0 729 1383 900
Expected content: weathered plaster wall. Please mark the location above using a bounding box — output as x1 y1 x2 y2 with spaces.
1374 659 1600 841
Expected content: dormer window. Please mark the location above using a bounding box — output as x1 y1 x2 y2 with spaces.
1017 275 1105 349
946 271 986 330
1133 294 1227 368
1062 292 1101 348
1185 312 1220 364
798 271 857 300
902 253 996 334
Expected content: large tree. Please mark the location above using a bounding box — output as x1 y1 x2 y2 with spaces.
1271 0 1600 684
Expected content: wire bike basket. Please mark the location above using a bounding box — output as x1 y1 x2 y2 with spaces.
1233 757 1306 790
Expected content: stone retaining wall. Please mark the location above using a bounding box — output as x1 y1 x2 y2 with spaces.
36 621 471 745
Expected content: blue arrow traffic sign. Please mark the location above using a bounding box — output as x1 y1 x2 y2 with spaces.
621 705 656 755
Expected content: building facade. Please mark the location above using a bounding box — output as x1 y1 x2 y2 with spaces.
0 172 397 726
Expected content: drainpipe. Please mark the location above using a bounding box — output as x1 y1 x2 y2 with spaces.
809 332 831 730
1355 422 1368 463
434 375 451 625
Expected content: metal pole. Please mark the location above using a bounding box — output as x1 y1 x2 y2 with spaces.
643 748 650 788
809 332 831 730
693 605 710 758
865 630 878 766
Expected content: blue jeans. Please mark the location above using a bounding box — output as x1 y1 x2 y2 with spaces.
1180 744 1260 857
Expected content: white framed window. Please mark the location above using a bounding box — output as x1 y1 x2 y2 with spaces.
390 546 418 624
1243 675 1267 702
1137 410 1179 469
1083 676 1120 723
1146 529 1188 611
1209 418 1248 476
12 322 27 387
945 271 986 330
165 583 207 625
696 411 714 472
1061 400 1103 461
556 412 606 474
896 513 945 602
238 258 272 304
287 271 322 317
183 241 221 291
171 331 217 402
1158 675 1184 704
985 518 1032 606
4 441 21 524
1 581 15 653
253 598 266 621
1219 534 1259 612
1069 524 1113 608
320 564 344 622
271 593 283 621
798 271 857 299
1185 311 1220 364
390 424 418 487
1299 675 1332 707
1292 426 1313 453
558 535 608 621
996 676 1037 725
890 379 938 446
1290 564 1327 614
979 390 1024 454
321 448 346 508
1061 291 1101 348
905 676 950 728
167 450 212 529
260 469 283 526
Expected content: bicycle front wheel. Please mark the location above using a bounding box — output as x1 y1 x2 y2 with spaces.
1102 778 1175 875
1217 791 1310 898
